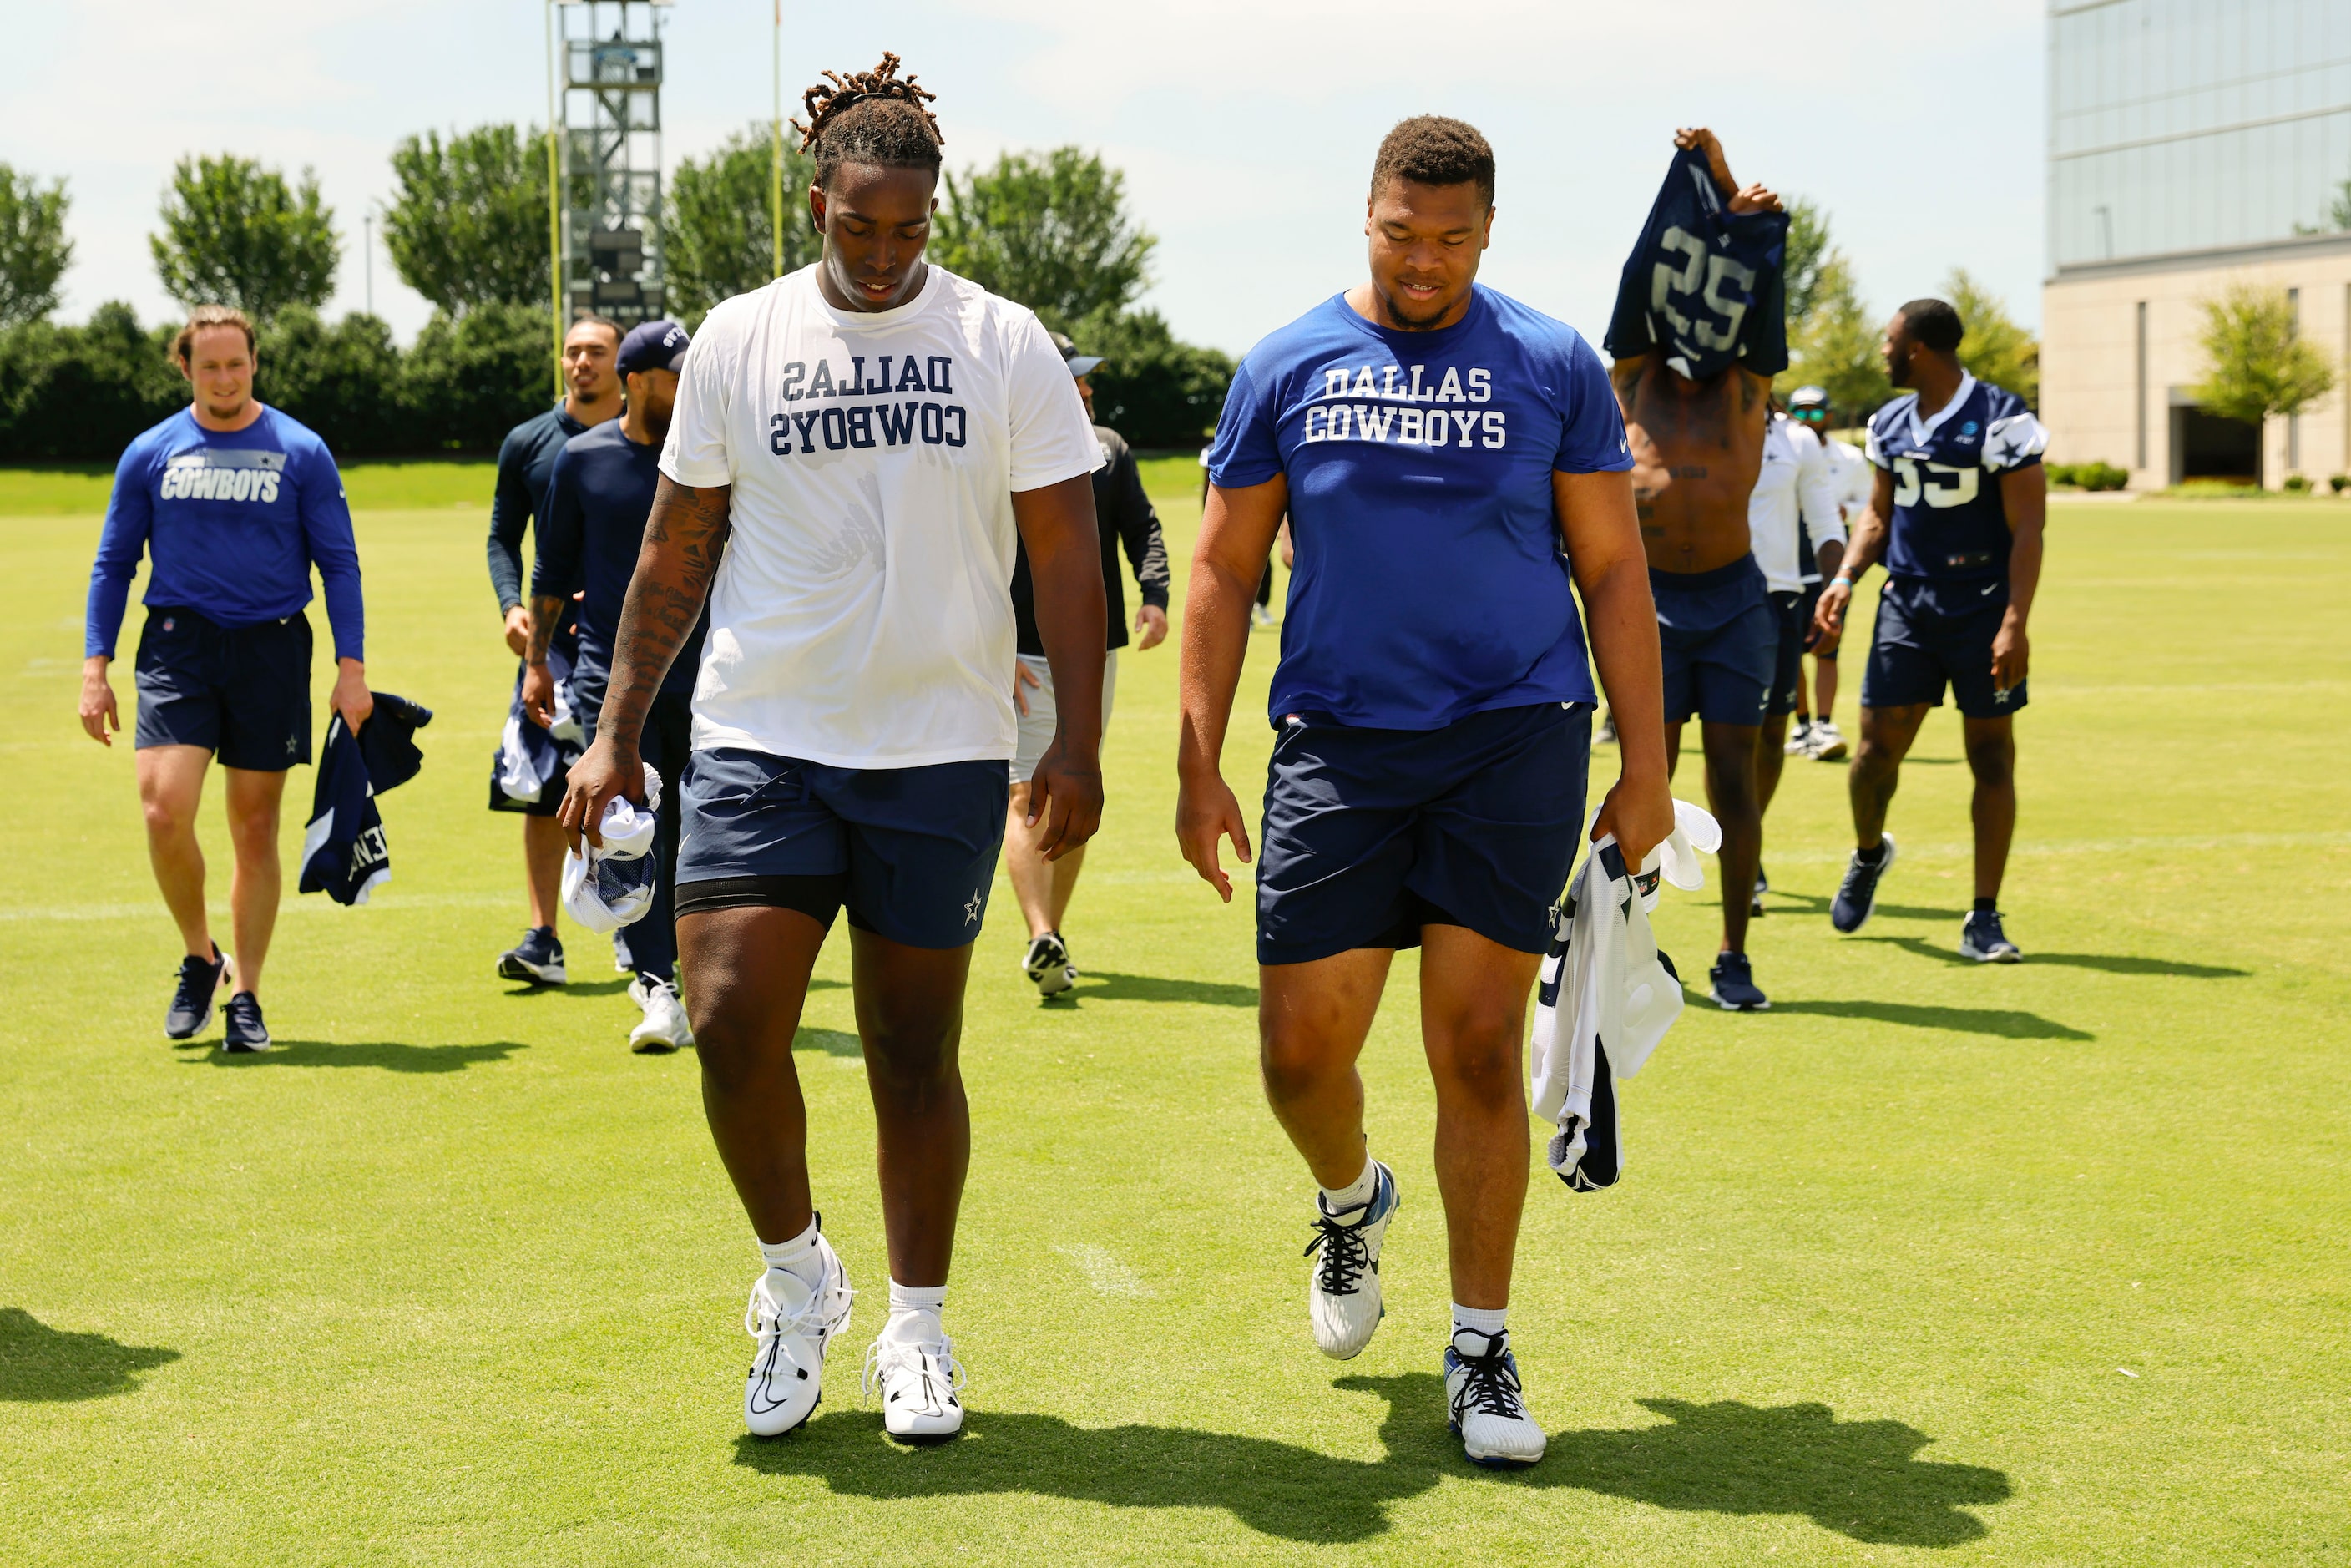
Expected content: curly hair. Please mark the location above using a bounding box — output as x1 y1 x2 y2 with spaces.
1898 297 1965 353
791 52 943 187
1371 115 1495 208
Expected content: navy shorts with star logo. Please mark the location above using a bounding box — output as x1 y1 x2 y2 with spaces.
672 748 1008 949
1862 575 2029 719
132 605 312 771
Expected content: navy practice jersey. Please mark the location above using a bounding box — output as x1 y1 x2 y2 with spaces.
1865 375 2046 584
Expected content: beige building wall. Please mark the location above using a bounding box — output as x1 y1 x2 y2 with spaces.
2040 233 2351 489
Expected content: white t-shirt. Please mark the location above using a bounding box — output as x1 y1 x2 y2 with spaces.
1821 434 1872 518
1747 415 1846 593
660 264 1100 767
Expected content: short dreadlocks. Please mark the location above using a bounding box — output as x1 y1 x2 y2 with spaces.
1371 116 1495 209
792 52 944 188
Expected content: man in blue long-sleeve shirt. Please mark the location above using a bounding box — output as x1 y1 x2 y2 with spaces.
78 305 372 1052
523 320 704 1052
486 314 623 986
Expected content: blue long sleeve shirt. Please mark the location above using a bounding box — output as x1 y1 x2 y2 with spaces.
86 406 365 662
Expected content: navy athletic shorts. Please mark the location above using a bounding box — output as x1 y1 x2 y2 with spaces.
1863 575 2029 719
1256 701 1591 966
673 748 1009 949
1653 557 1774 726
1799 580 1837 663
1767 589 1808 716
133 606 311 771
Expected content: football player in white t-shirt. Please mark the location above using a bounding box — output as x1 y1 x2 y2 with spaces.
1787 385 1868 759
560 54 1107 1445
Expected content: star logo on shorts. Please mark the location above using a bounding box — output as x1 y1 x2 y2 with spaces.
1993 687 2015 706
963 889 984 925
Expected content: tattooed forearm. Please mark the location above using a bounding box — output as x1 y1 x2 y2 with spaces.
596 478 731 756
525 594 566 665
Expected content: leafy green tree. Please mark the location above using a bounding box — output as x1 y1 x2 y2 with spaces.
1776 253 1889 422
402 301 551 453
1944 269 2039 408
151 155 338 321
1067 305 1235 449
933 148 1154 326
0 165 72 326
0 303 182 459
665 124 819 326
384 124 552 313
257 307 410 455
2192 283 2336 434
1782 197 1831 326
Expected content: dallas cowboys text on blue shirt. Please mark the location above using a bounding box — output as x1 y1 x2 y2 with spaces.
764 353 967 456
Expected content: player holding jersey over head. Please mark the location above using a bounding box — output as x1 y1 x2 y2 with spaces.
560 54 1106 1445
1813 298 2047 960
1179 115 1671 1471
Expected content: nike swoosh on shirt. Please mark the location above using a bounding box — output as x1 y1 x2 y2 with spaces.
1979 583 1999 596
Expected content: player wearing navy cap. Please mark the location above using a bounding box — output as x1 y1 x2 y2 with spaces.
79 305 372 1053
487 314 623 987
1179 116 1670 1469
561 54 1106 1444
1813 299 2047 959
525 319 703 1050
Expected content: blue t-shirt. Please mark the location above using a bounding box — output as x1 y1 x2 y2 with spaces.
87 406 363 661
1208 286 1632 729
532 420 705 696
1866 374 2046 586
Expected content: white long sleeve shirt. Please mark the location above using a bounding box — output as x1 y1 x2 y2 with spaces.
1747 415 1847 593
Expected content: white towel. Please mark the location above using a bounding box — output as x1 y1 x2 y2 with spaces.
559 765 664 933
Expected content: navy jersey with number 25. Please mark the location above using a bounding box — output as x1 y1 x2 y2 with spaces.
1865 374 2046 585
1209 285 1632 731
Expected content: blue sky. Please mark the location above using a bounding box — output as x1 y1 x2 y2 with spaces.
9 0 2047 352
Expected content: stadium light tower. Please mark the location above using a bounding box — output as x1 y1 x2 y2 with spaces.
553 0 673 332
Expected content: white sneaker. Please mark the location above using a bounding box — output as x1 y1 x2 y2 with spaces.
629 975 692 1053
1307 1160 1398 1360
1445 1327 1546 1468
1783 719 1814 755
1809 718 1848 761
863 1315 966 1442
611 929 634 974
743 1234 855 1438
1022 932 1077 999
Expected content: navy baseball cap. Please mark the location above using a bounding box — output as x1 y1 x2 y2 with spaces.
618 320 690 377
1049 330 1105 379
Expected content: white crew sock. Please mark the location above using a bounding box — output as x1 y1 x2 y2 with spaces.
1453 1302 1509 1341
883 1280 948 1343
756 1217 825 1292
1318 1155 1378 1216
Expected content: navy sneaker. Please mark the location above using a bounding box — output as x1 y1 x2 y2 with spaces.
1959 909 2023 964
221 992 271 1053
498 927 567 985
165 945 230 1040
1708 951 1769 1011
1830 835 1897 934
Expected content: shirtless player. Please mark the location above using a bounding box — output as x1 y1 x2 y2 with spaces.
1609 128 1786 1011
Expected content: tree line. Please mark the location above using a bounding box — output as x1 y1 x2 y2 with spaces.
0 129 1234 460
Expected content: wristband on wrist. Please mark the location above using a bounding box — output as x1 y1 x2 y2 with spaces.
1832 572 1855 587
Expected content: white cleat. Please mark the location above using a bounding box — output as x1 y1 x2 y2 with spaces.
1023 932 1077 999
1445 1327 1546 1469
629 975 693 1053
1809 718 1848 761
1306 1160 1398 1360
743 1234 854 1439
864 1316 966 1442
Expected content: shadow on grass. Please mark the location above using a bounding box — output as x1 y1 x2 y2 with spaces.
503 978 635 998
1867 935 2248 979
794 1026 861 1057
1763 1000 2092 1040
185 1039 528 1071
1762 891 1961 923
734 1373 2005 1547
0 1308 179 1401
1054 971 1257 1008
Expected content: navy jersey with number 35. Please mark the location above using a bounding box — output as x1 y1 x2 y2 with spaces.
1865 375 2045 584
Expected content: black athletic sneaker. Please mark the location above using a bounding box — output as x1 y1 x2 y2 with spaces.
221 993 271 1053
1959 910 2023 964
165 945 230 1040
1830 835 1898 934
497 927 567 985
1708 951 1768 1011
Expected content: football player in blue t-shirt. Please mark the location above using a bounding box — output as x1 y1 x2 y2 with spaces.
1813 298 2047 961
1178 116 1671 1470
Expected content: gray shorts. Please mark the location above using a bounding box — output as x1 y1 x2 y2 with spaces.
1011 650 1118 781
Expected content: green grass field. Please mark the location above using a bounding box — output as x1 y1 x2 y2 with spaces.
3 465 2345 1565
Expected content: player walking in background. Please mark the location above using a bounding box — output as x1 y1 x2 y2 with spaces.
525 321 701 1051
1007 332 1170 998
1787 384 1867 761
562 54 1105 1444
1748 399 1844 913
1179 117 1671 1470
78 305 372 1053
487 315 624 987
1606 128 1788 1010
1813 299 2046 960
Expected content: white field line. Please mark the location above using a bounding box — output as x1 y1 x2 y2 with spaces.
1053 1243 1155 1299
